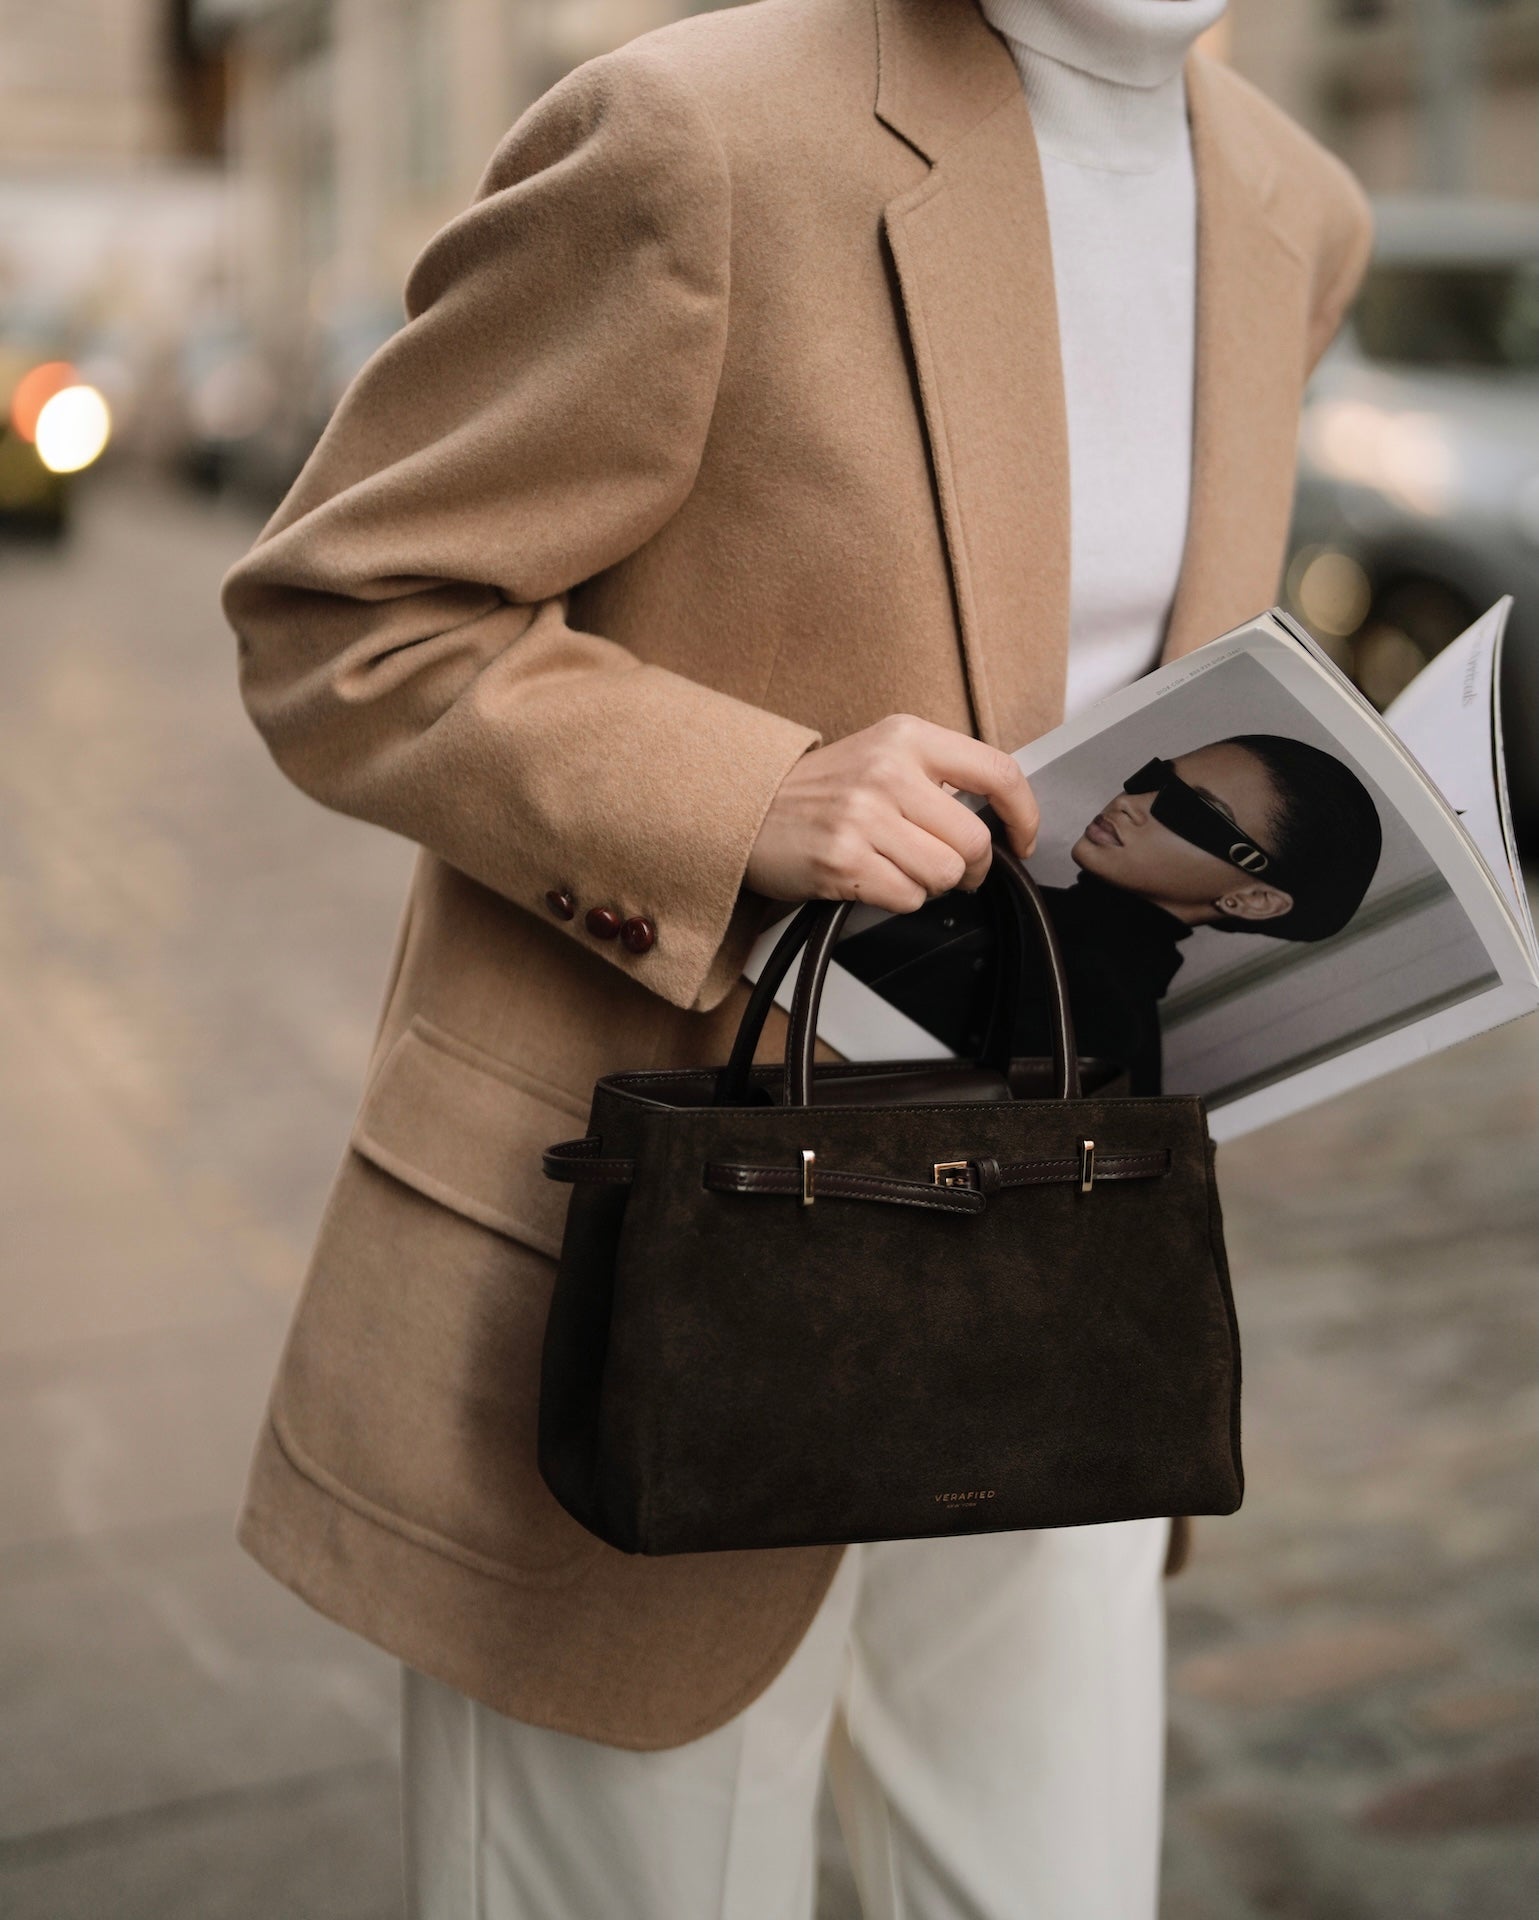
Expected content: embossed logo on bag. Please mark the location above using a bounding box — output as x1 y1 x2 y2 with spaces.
934 1489 997 1507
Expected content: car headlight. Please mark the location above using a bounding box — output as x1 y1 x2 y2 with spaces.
34 385 111 474
7 361 112 473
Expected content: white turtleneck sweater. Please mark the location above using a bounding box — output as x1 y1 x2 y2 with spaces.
978 0 1227 718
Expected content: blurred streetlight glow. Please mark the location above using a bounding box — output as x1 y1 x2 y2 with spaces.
33 384 111 474
1296 547 1373 637
1301 398 1456 518
10 361 78 443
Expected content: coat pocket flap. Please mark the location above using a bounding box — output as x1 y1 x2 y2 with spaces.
351 1018 590 1256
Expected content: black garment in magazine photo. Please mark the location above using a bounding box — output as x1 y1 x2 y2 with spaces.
834 870 1189 1097
834 732 1388 1097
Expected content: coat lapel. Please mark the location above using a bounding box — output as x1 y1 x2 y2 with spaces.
878 0 1069 752
1161 56 1313 661
875 5 1315 741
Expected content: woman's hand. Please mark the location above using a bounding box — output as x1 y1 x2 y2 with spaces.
745 714 1039 911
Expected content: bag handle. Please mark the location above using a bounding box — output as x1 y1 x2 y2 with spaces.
716 833 1080 1108
718 823 1034 1106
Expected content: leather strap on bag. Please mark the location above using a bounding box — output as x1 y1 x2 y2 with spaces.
543 1137 1170 1213
541 1136 636 1185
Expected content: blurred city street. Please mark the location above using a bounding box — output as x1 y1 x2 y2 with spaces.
0 472 412 1918
0 471 1534 1918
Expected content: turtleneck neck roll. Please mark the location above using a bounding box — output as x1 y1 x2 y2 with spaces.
979 0 1226 170
981 0 1226 89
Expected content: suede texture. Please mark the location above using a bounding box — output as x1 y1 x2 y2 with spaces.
541 1071 1241 1554
222 0 1371 1748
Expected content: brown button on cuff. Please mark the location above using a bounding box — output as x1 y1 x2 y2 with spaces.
620 916 656 954
545 888 576 922
585 905 622 940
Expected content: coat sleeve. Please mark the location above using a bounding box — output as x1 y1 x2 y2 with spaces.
222 49 820 1015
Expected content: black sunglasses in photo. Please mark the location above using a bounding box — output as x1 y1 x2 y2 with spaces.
1123 756 1293 887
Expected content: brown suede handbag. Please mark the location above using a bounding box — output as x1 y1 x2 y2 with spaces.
539 846 1242 1555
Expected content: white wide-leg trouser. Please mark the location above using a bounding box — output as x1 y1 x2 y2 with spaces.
401 1517 1170 1920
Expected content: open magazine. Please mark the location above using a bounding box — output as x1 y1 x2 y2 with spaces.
744 600 1539 1142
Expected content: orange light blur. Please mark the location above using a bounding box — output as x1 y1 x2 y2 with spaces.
10 361 78 444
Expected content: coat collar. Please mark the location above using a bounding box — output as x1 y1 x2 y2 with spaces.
875 0 1022 162
874 0 1311 747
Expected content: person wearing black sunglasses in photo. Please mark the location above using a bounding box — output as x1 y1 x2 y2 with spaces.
837 732 1384 1096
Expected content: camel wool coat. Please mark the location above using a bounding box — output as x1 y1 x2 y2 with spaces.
224 0 1371 1752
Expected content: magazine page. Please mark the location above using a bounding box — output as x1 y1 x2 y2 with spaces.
1382 597 1536 951
744 610 1539 1142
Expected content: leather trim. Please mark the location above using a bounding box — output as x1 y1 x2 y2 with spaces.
703 1161 985 1214
544 1137 637 1185
544 1139 1169 1205
607 1062 1206 1121
699 1147 1169 1210
994 1150 1170 1188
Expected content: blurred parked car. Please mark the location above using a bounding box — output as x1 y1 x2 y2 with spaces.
1285 195 1539 846
174 316 283 494
173 303 401 508
0 338 113 538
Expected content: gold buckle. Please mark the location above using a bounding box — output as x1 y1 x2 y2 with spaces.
933 1160 974 1189
800 1148 816 1207
1078 1138 1096 1193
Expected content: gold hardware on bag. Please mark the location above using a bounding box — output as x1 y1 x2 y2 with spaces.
933 1160 973 1189
1079 1139 1096 1192
800 1148 816 1207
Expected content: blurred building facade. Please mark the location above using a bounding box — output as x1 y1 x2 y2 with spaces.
169 0 1537 491
184 1 728 483
1230 0 1538 199
0 0 168 166
0 2 232 455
